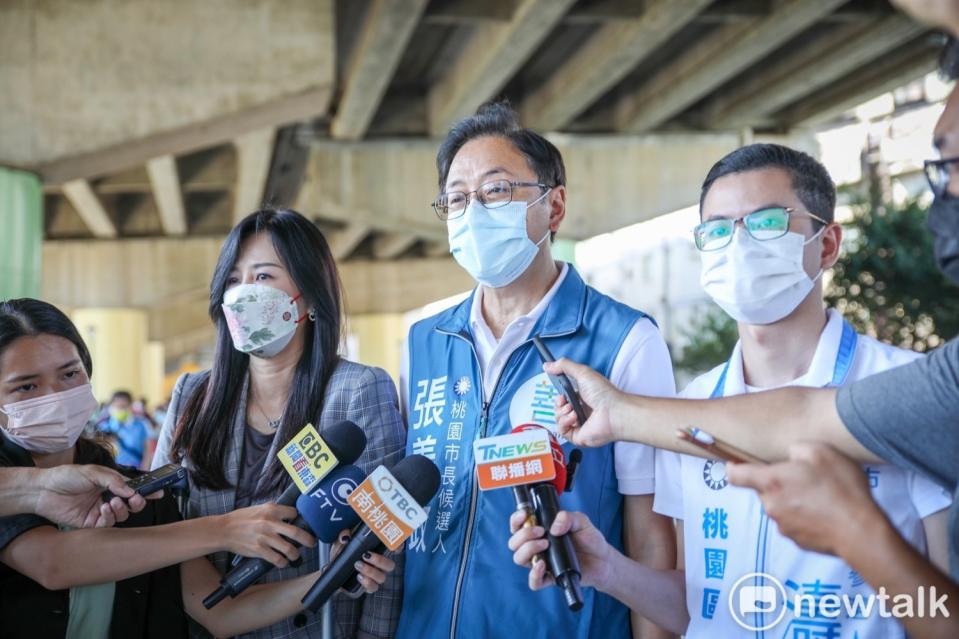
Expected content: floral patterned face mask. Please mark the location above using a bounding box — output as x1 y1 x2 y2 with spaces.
221 283 306 358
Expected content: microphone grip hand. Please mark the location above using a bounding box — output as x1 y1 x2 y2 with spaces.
531 483 584 611
219 503 317 567
512 485 544 566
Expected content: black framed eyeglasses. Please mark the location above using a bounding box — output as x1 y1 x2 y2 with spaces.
693 207 829 252
432 179 551 221
924 155 959 198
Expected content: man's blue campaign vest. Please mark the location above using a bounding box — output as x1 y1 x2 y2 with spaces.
397 265 654 639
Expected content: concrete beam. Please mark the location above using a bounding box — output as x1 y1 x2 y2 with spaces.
3 0 334 167
521 0 712 132
339 258 475 314
614 0 847 132
38 88 331 185
422 0 516 24
62 180 117 238
372 234 418 260
707 16 923 128
146 155 187 235
427 0 577 136
331 0 430 140
42 237 475 319
328 223 371 260
563 0 647 23
297 140 449 241
781 38 939 128
298 133 740 241
424 240 451 258
233 127 276 223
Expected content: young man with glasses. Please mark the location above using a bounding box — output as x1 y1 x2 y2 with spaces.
654 143 950 637
511 144 951 638
396 102 677 639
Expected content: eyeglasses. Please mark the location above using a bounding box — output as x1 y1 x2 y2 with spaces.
432 179 551 221
693 207 828 252
924 155 959 198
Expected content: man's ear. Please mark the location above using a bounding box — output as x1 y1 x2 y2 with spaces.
548 185 567 233
820 223 843 270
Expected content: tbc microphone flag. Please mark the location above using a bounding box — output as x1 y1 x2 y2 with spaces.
347 465 430 551
301 455 440 611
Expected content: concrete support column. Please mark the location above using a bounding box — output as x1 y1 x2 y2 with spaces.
71 308 163 405
0 168 43 300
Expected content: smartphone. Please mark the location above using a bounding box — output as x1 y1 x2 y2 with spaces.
531 336 588 426
677 427 768 465
102 463 187 502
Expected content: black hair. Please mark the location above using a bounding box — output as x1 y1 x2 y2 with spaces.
436 101 566 191
111 390 133 404
172 208 343 495
700 143 836 225
940 36 959 81
0 298 112 466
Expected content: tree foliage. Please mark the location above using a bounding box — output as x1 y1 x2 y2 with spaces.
826 197 959 352
674 305 738 377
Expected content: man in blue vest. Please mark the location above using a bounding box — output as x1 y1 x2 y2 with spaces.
396 102 677 639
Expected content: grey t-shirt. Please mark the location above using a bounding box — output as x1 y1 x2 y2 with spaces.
836 336 959 578
234 426 274 509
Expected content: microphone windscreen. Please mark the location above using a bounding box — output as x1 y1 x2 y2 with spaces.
320 420 367 465
296 464 366 543
389 455 440 506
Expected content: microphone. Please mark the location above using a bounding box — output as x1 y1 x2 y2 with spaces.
273 420 367 508
509 424 583 611
301 455 440 612
510 424 567 567
202 421 367 609
294 465 365 543
531 478 583 611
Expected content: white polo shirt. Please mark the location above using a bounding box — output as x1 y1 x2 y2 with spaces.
654 309 952 637
402 263 676 495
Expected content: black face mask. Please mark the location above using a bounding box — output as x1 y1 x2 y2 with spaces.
928 194 959 285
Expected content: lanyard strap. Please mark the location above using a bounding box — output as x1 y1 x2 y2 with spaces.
709 319 858 399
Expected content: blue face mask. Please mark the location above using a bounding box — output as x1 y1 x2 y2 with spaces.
447 191 551 288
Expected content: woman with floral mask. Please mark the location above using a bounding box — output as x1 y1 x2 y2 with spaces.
0 298 391 638
152 208 405 639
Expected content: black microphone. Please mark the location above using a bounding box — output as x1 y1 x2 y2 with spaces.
509 424 583 610
531 482 583 611
301 455 440 612
202 421 367 609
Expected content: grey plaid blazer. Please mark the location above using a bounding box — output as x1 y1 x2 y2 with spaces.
153 358 406 639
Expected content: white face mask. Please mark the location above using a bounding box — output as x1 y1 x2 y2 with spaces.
0 384 98 454
221 283 305 358
448 192 551 289
700 226 824 325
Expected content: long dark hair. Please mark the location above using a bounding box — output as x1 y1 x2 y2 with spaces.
172 209 344 494
0 298 113 466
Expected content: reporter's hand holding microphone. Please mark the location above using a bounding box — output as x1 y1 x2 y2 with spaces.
508 509 616 593
203 420 397 609
543 358 624 449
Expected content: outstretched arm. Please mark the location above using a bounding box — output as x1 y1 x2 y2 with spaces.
0 465 152 528
545 358 878 464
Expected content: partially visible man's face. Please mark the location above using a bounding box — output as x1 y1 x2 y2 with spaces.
933 85 959 198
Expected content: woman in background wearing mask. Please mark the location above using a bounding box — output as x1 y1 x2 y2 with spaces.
0 299 387 638
508 144 951 637
152 209 405 639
